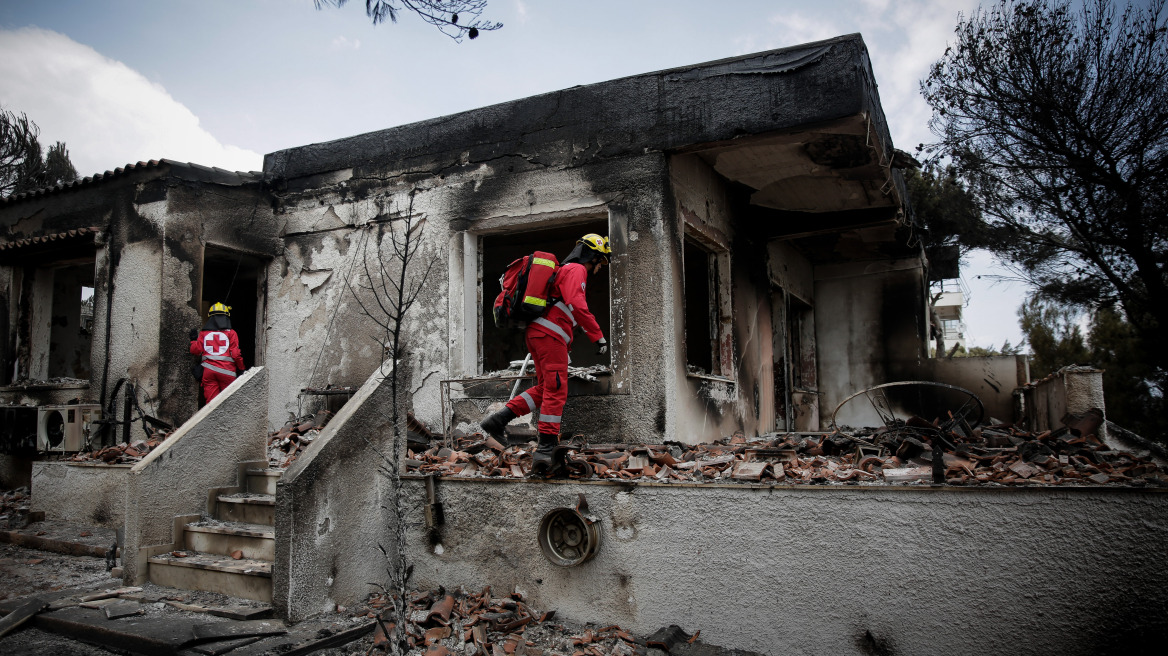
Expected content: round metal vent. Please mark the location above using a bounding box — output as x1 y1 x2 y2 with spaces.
537 506 599 567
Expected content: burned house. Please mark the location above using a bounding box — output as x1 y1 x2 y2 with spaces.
1 34 1166 655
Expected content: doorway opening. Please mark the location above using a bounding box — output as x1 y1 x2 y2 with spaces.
200 248 266 371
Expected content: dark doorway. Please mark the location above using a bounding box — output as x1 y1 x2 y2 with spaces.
481 221 610 373
201 248 266 371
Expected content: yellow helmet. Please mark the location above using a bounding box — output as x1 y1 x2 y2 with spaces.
578 233 611 262
209 302 231 316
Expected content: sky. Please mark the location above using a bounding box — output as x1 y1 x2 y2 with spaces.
0 0 1027 350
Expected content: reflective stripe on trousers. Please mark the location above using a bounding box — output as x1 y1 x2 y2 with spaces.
202 361 237 377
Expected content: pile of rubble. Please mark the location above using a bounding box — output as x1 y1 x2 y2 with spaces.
363 587 699 655
407 413 1166 487
65 436 165 464
0 487 31 529
266 411 331 468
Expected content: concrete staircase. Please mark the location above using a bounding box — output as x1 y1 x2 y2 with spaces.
145 461 283 602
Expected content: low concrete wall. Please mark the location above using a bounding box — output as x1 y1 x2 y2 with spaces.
122 367 267 585
30 462 129 527
273 363 397 621
396 478 1168 656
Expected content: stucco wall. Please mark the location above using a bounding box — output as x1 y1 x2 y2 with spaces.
395 478 1168 656
30 462 129 527
122 366 267 584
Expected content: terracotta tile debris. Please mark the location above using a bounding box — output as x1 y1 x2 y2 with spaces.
363 586 665 655
267 410 332 468
406 414 1166 488
63 437 166 464
0 487 31 528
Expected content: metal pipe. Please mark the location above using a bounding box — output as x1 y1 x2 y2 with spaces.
510 352 531 399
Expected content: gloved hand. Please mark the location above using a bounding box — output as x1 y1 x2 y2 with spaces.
189 329 199 341
596 337 608 355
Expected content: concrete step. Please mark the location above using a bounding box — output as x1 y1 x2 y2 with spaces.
184 520 275 562
215 493 275 526
245 468 284 496
148 552 272 603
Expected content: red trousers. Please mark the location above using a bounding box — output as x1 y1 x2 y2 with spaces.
505 330 568 435
201 368 237 403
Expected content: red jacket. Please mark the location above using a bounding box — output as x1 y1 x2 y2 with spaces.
529 262 604 346
190 329 245 376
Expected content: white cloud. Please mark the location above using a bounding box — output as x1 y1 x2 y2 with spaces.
0 27 262 177
766 11 841 47
515 0 528 23
331 35 361 50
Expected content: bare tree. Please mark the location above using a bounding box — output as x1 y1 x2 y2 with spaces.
315 0 502 41
921 0 1168 374
347 190 437 654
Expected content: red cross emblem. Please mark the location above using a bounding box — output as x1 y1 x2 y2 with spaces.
203 331 230 356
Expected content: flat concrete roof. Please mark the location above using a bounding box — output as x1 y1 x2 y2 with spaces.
263 34 891 182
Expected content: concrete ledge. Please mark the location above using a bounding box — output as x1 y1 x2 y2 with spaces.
402 473 1168 494
0 523 114 558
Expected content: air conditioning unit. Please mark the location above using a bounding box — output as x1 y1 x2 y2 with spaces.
37 404 102 453
0 405 39 455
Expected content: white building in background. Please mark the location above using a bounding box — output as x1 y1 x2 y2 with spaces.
933 278 969 354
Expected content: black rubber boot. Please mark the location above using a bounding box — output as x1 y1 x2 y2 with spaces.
480 406 516 440
531 432 560 475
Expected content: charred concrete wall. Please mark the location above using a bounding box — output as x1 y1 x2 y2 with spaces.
397 478 1168 656
0 165 278 430
266 145 683 443
669 153 777 441
815 259 929 427
146 181 279 423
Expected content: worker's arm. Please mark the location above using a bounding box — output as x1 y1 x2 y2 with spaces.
189 332 204 356
557 265 604 343
229 331 245 371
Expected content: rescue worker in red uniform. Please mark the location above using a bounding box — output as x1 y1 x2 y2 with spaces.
189 302 245 403
481 234 611 473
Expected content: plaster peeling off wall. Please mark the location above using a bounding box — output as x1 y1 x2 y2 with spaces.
267 187 450 431
266 232 357 427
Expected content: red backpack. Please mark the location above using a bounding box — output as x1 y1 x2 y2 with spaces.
493 251 559 328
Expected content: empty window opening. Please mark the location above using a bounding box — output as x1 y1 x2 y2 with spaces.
684 238 715 375
481 220 610 373
201 248 266 372
47 262 96 380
